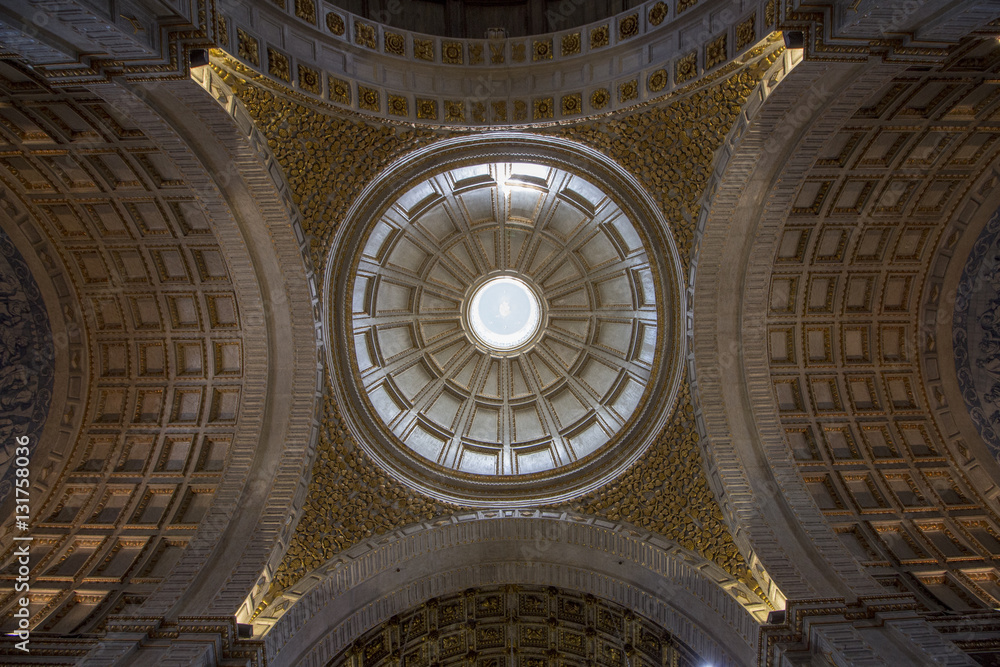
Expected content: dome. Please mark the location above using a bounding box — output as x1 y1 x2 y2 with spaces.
325 135 683 505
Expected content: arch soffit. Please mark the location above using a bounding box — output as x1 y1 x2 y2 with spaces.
88 78 323 619
259 511 763 667
689 55 907 601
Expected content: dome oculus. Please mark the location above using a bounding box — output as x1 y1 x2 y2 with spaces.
466 276 542 352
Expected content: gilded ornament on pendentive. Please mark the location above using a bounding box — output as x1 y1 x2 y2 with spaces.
492 101 507 122
675 52 697 83
414 39 434 61
326 12 345 35
469 44 484 64
329 77 350 104
298 64 320 93
268 48 290 81
619 80 638 103
216 15 228 43
648 2 668 26
417 98 437 120
237 29 259 66
513 100 527 121
561 93 582 115
294 0 315 23
647 69 667 93
533 39 553 60
359 85 380 111
388 95 408 116
706 34 727 68
590 25 609 49
533 97 554 119
561 33 580 56
472 102 486 123
590 88 609 109
384 32 405 56
354 21 376 49
489 42 505 64
618 14 639 40
443 41 464 64
445 100 465 122
736 15 756 49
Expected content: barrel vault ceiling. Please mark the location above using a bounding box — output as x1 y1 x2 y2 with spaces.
1 0 1000 666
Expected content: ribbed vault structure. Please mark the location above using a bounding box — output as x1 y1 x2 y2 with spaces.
352 162 659 478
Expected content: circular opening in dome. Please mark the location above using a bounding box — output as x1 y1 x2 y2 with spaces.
466 276 541 351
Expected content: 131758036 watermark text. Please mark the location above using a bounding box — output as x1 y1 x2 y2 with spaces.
11 434 32 652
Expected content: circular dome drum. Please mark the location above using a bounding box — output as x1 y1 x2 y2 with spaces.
325 134 684 505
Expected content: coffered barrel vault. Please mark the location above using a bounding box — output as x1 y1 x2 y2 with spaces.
0 0 999 665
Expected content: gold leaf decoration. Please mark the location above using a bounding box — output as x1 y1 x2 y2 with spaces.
354 21 376 49
619 13 639 40
533 97 554 119
445 100 465 122
230 49 781 606
590 88 610 110
737 15 757 50
294 0 315 24
489 42 505 64
384 32 405 56
387 94 407 117
359 85 379 111
649 2 668 26
619 79 638 103
298 64 320 94
325 12 345 36
237 29 259 67
533 39 553 61
561 33 581 56
513 99 527 121
267 48 290 81
492 100 507 122
469 44 484 64
442 41 463 64
562 93 582 115
707 34 728 69
414 38 434 61
676 51 697 83
590 25 609 49
216 15 228 44
417 98 437 120
648 69 668 93
328 77 350 105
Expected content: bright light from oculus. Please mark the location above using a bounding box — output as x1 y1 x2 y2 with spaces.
467 276 541 351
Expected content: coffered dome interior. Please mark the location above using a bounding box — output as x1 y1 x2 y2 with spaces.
329 144 682 505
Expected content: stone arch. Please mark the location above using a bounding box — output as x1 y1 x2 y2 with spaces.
259 511 763 667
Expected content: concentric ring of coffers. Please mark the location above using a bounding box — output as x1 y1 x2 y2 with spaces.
325 134 684 505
